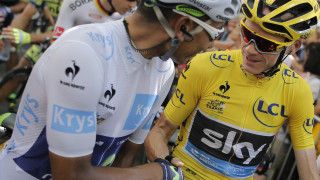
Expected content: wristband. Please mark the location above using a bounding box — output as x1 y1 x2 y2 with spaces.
165 154 174 163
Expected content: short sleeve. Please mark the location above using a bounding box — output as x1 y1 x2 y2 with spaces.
44 41 104 157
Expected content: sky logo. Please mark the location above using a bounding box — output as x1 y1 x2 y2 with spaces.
51 104 95 134
123 94 158 130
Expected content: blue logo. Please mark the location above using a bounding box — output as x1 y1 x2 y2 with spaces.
303 118 314 134
155 60 172 73
210 53 234 68
86 32 114 61
51 104 95 134
171 88 185 108
125 46 136 64
253 97 288 127
123 94 158 130
282 69 298 84
15 93 39 136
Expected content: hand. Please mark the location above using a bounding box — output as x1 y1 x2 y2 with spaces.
165 155 184 167
2 26 31 45
155 158 184 180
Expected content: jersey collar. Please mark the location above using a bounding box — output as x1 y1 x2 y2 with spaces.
95 0 114 15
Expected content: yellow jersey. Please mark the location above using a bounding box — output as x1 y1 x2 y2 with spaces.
164 50 315 179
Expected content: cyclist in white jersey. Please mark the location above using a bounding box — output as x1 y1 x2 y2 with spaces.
52 0 137 42
0 0 136 105
0 0 240 179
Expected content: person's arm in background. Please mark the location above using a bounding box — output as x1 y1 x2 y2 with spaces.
44 5 55 27
9 1 28 14
10 3 37 30
2 26 52 44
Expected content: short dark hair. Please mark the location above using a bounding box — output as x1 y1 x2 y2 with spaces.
304 42 320 76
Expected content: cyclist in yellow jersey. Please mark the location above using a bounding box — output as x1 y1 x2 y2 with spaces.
145 0 320 179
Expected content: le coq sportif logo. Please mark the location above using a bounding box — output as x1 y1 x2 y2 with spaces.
65 60 80 80
219 81 230 94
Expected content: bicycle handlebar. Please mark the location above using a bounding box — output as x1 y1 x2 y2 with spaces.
0 113 15 131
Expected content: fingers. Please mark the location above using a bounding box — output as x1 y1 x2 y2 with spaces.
171 157 184 167
2 26 16 44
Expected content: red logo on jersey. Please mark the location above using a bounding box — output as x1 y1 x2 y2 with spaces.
53 27 64 37
89 13 103 19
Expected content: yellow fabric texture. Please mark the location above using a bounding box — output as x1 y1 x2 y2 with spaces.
164 50 315 179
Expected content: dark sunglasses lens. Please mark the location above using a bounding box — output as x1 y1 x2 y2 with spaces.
256 37 278 52
241 26 252 43
241 25 278 53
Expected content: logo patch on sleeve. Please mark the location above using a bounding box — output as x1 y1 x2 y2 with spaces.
51 104 96 134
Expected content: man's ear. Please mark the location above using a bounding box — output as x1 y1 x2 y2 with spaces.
172 16 193 42
291 39 303 53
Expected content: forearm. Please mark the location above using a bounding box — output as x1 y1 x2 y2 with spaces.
11 15 31 30
11 4 36 30
92 163 163 180
112 141 143 167
30 32 53 43
50 152 163 180
145 113 179 162
294 148 319 179
9 2 28 13
145 127 172 162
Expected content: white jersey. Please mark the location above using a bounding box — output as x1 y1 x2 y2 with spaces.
0 20 174 179
52 0 132 41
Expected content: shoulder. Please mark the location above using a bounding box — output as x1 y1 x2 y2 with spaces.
65 0 95 11
278 64 306 86
57 21 117 41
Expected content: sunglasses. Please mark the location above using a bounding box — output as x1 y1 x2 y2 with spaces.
172 9 224 41
240 19 293 54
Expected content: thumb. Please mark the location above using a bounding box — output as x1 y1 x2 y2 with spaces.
171 157 184 167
